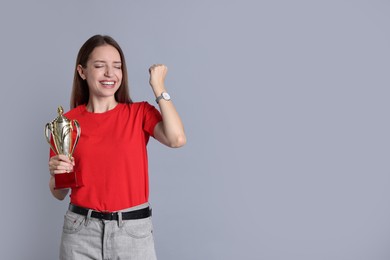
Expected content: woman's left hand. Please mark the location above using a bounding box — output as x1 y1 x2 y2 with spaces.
149 64 168 92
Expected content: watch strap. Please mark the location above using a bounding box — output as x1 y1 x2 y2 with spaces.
155 94 164 104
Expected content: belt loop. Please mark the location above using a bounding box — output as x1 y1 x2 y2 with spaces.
85 209 92 226
118 211 123 228
148 203 152 218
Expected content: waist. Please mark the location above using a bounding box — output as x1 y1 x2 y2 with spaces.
68 203 152 221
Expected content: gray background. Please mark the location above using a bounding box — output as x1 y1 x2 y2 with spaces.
1 0 390 259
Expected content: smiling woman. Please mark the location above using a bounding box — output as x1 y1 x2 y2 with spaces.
77 45 123 109
70 35 132 109
47 35 186 260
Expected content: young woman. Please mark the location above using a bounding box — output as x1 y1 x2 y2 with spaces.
48 35 186 260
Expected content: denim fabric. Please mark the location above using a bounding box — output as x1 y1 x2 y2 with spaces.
59 209 157 260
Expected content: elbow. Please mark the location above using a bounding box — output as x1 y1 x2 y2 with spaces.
51 188 68 201
55 196 64 201
169 134 187 148
55 193 67 201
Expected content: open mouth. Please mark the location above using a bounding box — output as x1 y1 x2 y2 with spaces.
100 81 116 88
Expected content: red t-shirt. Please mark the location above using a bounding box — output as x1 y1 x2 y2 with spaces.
50 102 162 212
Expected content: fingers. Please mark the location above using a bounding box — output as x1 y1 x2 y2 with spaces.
56 154 74 163
149 64 167 73
48 155 75 176
149 64 168 90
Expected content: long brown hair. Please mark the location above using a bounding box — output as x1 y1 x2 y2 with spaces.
70 35 132 109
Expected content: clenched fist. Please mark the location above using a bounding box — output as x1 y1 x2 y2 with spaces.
149 64 168 93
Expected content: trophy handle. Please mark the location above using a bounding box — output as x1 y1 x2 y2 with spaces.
70 120 81 157
44 123 57 154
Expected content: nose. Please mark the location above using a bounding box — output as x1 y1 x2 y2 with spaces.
104 66 113 77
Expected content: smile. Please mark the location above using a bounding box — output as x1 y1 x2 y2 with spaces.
100 81 115 86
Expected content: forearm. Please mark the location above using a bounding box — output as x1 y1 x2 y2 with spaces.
153 85 186 147
49 176 69 200
149 64 186 147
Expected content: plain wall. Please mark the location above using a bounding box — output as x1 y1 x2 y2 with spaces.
1 0 390 259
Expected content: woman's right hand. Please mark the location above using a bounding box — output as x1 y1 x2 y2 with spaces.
48 155 75 176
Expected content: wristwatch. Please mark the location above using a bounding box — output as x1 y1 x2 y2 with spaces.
155 92 171 104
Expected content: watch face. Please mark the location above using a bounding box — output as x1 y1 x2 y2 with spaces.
162 92 171 100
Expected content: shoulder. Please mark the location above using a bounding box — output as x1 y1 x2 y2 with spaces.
125 101 158 112
128 101 153 107
64 105 85 118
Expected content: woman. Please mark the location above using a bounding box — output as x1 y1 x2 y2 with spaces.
48 34 186 260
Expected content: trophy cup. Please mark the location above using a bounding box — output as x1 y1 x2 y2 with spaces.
45 106 82 189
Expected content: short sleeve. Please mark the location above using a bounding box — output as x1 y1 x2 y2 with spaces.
142 102 162 137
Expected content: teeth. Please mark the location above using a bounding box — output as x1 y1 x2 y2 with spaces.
101 81 115 85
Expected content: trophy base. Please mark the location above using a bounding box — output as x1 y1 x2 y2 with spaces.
54 171 83 189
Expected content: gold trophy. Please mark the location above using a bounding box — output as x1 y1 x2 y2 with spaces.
45 106 83 189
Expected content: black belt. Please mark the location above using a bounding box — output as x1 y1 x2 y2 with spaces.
69 204 152 221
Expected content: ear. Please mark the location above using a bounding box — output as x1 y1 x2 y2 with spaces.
77 65 86 80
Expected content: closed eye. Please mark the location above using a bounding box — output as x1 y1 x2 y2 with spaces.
94 62 105 68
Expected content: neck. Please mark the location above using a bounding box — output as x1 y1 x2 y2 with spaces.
86 98 118 113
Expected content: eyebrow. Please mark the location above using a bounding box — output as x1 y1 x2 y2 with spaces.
93 60 122 64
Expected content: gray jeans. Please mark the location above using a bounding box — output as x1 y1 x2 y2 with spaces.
59 206 157 260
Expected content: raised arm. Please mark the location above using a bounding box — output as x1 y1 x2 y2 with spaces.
149 64 186 148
